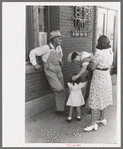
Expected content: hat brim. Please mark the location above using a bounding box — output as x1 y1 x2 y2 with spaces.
49 35 63 40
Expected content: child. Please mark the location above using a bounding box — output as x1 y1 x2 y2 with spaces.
66 74 86 122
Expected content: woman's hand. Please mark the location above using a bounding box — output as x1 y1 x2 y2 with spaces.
72 75 78 81
33 64 41 69
87 60 93 70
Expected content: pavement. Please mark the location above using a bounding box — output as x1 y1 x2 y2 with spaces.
25 74 119 145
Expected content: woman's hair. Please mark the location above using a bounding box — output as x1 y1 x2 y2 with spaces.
71 52 79 62
96 35 111 50
69 73 81 85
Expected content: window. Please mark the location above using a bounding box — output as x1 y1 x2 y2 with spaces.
26 6 47 62
26 6 59 62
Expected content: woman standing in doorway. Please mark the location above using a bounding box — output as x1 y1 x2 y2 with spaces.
83 35 114 131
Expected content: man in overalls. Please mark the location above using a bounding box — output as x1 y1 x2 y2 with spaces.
29 30 65 115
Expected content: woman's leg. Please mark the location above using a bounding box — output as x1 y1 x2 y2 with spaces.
99 108 106 120
90 109 98 126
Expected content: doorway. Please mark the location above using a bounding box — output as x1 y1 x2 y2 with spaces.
97 7 118 73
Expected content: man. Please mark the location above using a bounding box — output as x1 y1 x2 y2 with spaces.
67 51 93 113
29 30 65 115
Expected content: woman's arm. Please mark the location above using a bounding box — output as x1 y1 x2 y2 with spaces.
72 64 87 81
89 60 98 71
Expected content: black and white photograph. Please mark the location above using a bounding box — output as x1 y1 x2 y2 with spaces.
2 2 121 147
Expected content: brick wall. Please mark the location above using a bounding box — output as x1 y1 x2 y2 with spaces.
26 6 61 102
26 6 94 102
59 6 94 87
26 66 53 102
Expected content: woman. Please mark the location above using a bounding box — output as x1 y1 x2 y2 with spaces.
83 35 114 131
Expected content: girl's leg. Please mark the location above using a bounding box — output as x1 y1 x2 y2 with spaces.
76 106 81 117
68 106 74 119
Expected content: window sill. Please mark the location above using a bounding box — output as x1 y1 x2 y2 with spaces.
26 62 44 74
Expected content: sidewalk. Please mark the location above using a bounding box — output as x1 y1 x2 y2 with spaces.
25 74 118 144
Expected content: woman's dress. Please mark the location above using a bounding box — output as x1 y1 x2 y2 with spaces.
88 48 114 110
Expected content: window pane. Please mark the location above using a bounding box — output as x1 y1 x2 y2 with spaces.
97 13 104 38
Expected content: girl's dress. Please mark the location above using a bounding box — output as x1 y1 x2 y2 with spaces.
66 82 86 107
88 48 114 110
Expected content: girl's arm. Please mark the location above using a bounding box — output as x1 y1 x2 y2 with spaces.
67 82 72 89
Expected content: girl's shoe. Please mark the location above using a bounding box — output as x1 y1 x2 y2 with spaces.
76 117 81 121
66 118 72 123
83 123 98 131
96 119 107 125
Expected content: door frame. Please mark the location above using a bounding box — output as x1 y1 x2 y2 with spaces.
97 7 118 73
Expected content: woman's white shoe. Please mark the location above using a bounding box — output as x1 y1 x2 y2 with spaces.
83 124 98 131
96 119 107 125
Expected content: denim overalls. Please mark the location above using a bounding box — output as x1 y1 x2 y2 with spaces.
44 47 65 111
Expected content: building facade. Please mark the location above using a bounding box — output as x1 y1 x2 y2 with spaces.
25 6 118 119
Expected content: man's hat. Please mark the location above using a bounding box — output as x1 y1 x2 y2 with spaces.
49 30 63 40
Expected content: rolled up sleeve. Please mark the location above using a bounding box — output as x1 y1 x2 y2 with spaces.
29 46 49 65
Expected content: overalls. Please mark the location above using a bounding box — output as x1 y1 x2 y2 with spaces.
44 49 65 111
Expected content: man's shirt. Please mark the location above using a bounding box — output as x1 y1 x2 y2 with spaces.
29 43 63 66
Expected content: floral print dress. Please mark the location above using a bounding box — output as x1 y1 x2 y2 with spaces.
88 48 114 110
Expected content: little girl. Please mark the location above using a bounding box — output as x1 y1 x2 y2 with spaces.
66 74 86 122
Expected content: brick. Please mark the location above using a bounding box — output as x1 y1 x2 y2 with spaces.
26 6 94 102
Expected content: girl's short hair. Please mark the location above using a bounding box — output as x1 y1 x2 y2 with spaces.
69 73 81 85
96 35 111 50
71 52 79 62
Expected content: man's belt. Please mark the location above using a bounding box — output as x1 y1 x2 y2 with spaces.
96 68 109 71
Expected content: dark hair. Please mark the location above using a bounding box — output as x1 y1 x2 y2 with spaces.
96 35 111 50
69 73 81 86
71 52 78 62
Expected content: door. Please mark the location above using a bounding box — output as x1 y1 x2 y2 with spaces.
107 10 117 70
97 8 107 39
97 8 118 72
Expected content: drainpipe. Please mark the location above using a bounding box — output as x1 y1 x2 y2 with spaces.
92 6 98 54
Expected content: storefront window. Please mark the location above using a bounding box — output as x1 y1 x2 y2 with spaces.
26 6 47 62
